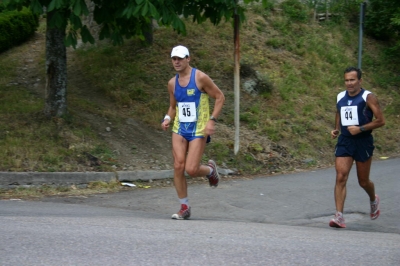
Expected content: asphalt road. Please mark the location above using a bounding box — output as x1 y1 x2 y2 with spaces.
1 158 399 265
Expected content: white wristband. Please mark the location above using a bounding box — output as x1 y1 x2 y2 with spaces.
164 115 171 121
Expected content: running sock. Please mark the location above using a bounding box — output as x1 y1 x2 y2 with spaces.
179 197 189 207
336 211 343 216
208 166 213 176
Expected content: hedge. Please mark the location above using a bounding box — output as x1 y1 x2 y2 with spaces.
0 8 39 53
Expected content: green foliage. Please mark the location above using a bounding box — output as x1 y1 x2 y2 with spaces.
385 42 400 65
365 0 400 64
251 0 275 16
328 0 364 22
280 0 309 22
4 0 263 47
365 0 400 40
0 7 38 52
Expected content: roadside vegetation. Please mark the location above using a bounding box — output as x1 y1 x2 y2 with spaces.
0 2 399 198
0 180 123 199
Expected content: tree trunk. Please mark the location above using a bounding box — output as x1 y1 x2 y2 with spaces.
44 11 68 118
143 20 154 45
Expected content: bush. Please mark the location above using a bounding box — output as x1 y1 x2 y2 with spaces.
0 8 38 53
365 0 400 41
280 0 309 23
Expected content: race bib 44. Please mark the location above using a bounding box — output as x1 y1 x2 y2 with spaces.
340 106 359 126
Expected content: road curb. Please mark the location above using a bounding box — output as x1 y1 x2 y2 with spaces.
117 170 174 181
0 172 117 188
0 170 174 188
0 168 233 188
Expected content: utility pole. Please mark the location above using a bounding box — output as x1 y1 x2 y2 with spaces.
358 2 367 70
233 2 240 155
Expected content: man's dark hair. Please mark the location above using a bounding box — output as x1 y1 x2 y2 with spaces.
344 67 362 79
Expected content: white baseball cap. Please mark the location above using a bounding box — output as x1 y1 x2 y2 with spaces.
171 45 190 58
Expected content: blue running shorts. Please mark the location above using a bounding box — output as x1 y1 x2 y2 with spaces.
335 134 375 162
179 134 206 142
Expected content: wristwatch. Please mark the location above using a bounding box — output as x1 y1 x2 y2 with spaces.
210 116 217 122
360 126 366 132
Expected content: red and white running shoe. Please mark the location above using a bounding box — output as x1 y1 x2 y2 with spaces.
206 160 220 187
171 204 191 220
370 194 380 220
329 212 346 228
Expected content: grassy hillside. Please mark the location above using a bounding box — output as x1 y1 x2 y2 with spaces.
0 3 399 174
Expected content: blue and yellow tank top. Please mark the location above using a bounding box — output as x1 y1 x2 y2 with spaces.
172 68 210 137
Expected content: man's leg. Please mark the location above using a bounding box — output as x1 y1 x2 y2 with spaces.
185 138 220 187
355 158 380 220
171 133 189 199
334 156 353 212
330 156 353 228
355 158 375 201
170 133 192 220
184 137 209 177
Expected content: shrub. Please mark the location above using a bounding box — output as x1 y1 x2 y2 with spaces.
280 0 309 23
0 7 38 53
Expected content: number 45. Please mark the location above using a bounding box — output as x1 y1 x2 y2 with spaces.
182 107 191 117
